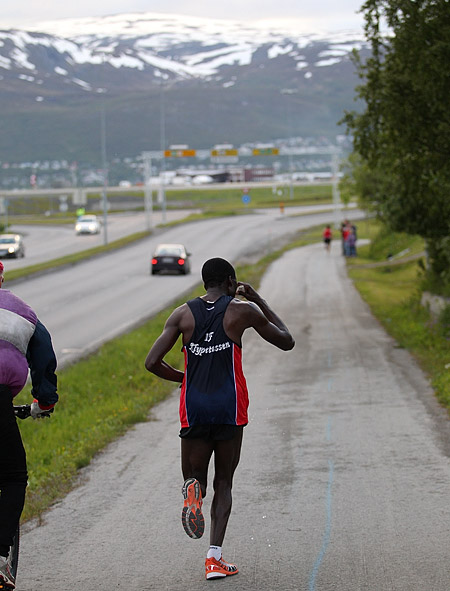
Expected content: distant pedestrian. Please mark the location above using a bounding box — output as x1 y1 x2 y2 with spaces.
323 225 332 252
341 219 350 255
347 226 357 257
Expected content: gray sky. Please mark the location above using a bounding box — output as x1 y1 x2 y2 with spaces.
0 0 365 32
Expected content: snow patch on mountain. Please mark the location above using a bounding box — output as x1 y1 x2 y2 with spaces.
267 44 295 59
11 47 35 70
0 12 366 94
315 58 342 67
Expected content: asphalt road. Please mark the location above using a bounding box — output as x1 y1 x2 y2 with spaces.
17 239 450 590
5 209 200 270
5 203 356 271
8 207 363 368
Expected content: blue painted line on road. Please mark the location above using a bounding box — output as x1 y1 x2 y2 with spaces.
326 416 332 442
307 354 335 590
308 457 334 591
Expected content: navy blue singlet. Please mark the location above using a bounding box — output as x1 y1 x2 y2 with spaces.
179 295 248 427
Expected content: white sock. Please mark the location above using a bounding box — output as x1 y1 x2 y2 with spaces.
207 545 222 561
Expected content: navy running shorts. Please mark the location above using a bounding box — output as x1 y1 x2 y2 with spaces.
179 424 245 441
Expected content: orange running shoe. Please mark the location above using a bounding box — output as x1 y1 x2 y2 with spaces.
181 478 204 539
205 556 239 580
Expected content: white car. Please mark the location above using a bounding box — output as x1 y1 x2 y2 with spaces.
75 215 101 235
192 175 214 185
0 234 25 258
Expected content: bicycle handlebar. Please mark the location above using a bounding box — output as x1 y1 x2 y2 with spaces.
13 404 54 420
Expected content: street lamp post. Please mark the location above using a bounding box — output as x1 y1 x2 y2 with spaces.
332 151 341 229
142 152 153 230
0 197 8 230
288 151 294 200
100 105 108 245
160 82 167 224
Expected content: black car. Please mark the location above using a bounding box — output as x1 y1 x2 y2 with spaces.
151 243 191 275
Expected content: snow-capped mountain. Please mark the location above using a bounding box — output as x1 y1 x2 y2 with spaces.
0 13 367 162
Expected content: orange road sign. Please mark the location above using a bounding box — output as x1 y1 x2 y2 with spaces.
164 149 197 157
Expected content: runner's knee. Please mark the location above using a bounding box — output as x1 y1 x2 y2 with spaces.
212 474 232 495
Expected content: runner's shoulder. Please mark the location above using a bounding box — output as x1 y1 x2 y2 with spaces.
167 302 191 323
230 298 260 315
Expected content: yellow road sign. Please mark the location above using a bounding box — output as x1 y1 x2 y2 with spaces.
252 148 279 156
164 149 197 157
210 149 239 157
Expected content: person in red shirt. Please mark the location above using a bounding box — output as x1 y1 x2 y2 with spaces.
323 224 332 251
341 220 351 256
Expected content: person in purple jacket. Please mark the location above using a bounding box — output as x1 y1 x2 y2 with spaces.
0 261 58 589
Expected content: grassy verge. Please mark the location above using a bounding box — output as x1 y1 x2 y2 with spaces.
151 184 334 211
15 301 188 520
347 220 450 408
5 184 334 223
5 231 152 283
346 218 425 264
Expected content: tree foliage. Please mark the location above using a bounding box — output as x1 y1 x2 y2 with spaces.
342 0 450 286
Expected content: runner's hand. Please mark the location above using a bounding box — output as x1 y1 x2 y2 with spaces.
236 282 260 303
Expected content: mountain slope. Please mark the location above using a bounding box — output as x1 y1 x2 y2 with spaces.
0 13 367 162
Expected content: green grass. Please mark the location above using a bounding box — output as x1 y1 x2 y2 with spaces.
5 184 334 223
160 209 252 227
4 231 152 283
163 184 334 211
15 301 188 519
14 296 186 517
348 219 425 264
347 220 450 409
7 215 77 226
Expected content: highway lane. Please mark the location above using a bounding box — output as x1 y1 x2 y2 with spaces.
18 239 450 590
4 203 356 270
4 209 200 270
8 208 364 368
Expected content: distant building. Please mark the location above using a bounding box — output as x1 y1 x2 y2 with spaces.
228 166 274 183
176 169 229 183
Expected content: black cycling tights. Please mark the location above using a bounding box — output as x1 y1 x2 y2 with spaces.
0 387 28 558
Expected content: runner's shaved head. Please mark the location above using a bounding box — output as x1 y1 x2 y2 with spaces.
202 258 236 288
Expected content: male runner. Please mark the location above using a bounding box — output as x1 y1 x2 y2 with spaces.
145 257 294 580
0 261 58 589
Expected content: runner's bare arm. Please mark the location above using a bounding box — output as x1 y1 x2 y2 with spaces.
145 308 185 383
236 282 295 351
